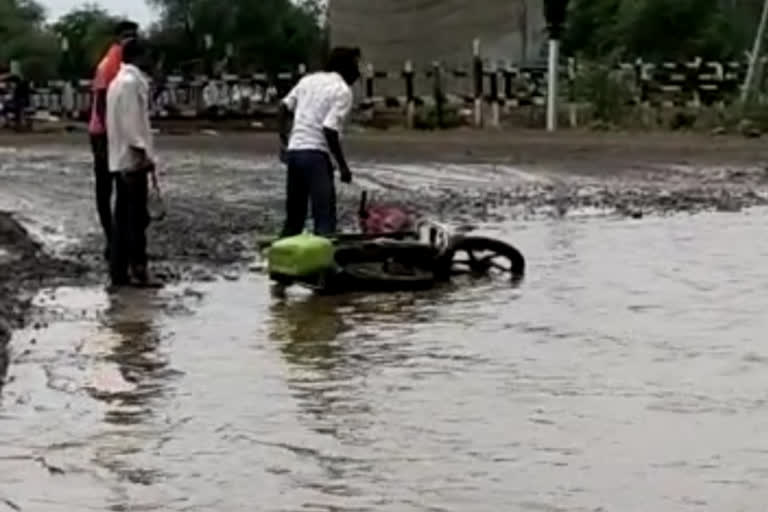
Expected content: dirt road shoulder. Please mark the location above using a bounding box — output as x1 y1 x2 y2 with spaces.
2 130 768 168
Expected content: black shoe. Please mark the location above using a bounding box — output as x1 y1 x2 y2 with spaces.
109 275 130 290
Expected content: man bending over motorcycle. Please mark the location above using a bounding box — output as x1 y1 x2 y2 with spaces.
277 46 361 237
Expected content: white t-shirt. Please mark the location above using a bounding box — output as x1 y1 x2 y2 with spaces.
281 71 353 154
106 64 155 172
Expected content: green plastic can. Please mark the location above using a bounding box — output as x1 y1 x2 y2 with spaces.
267 232 335 277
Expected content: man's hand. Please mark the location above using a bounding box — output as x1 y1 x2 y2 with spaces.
340 165 352 184
277 102 292 164
130 146 154 172
323 127 352 184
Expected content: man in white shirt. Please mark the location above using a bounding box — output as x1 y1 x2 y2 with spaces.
106 38 159 288
277 47 361 237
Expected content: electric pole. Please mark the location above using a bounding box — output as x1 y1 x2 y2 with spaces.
543 0 569 132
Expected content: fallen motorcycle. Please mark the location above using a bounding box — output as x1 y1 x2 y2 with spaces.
263 192 525 294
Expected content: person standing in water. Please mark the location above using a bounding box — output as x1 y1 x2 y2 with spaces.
106 38 160 288
277 47 361 237
89 20 139 262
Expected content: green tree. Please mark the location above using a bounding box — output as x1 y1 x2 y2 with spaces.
0 0 60 80
146 0 324 75
51 4 122 79
563 0 764 61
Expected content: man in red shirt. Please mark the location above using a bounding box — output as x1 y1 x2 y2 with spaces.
89 20 138 262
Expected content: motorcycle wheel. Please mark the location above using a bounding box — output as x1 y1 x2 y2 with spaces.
333 244 437 292
436 236 525 282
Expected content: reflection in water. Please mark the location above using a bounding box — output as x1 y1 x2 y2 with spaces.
269 294 349 369
87 289 172 426
269 294 359 442
268 289 450 449
87 289 178 502
268 289 449 372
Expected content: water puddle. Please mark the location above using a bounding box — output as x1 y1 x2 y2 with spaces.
3 211 768 510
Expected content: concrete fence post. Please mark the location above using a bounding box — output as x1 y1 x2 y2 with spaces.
295 64 307 93
432 61 444 129
567 57 577 128
503 61 515 110
472 38 483 128
365 63 375 101
404 60 415 129
489 60 500 128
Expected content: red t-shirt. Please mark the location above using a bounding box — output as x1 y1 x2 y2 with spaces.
88 44 123 135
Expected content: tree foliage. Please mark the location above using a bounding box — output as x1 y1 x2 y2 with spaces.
51 4 122 79
2 0 765 83
145 0 326 75
563 0 764 61
0 0 60 80
0 0 326 81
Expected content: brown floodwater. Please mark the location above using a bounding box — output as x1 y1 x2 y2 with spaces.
2 210 768 511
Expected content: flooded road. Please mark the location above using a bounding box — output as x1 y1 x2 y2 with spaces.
3 209 768 511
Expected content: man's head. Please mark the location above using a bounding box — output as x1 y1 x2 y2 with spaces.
121 37 150 72
115 20 139 42
325 47 361 85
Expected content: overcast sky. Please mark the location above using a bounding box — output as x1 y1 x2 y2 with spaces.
41 0 156 25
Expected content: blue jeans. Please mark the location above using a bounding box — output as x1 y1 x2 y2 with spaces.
280 150 337 237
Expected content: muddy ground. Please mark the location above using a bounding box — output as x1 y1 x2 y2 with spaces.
0 213 86 385
2 129 768 383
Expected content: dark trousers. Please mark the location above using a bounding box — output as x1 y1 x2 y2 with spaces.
110 170 149 283
280 150 337 237
90 133 113 250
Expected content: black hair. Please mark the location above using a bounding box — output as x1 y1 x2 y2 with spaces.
115 20 139 37
121 38 145 64
325 46 361 84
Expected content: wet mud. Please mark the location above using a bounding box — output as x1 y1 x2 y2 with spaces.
0 213 85 386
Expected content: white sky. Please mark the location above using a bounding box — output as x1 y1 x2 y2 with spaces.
40 0 156 25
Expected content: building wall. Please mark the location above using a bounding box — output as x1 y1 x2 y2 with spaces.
329 0 548 72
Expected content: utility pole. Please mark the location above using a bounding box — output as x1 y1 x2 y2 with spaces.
543 0 569 132
742 0 768 103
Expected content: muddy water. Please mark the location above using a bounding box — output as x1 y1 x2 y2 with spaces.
2 210 768 511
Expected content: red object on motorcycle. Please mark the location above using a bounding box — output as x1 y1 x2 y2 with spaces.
358 191 414 234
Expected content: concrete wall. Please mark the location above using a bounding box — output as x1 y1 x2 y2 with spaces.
329 0 548 72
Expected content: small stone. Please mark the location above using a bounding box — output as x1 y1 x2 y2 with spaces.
711 126 727 136
222 271 239 281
